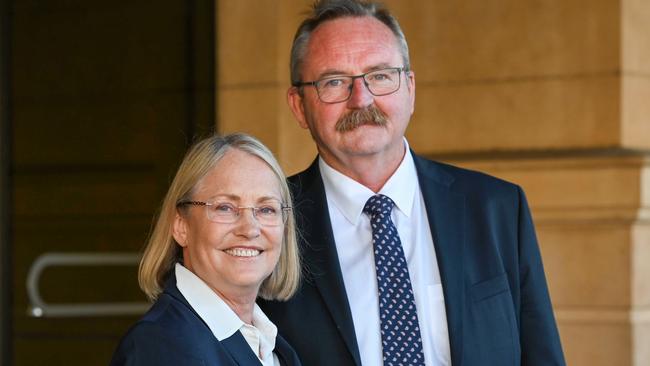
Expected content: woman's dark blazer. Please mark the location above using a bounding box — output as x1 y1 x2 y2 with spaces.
110 273 301 366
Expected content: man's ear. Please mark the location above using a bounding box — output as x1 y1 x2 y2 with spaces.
406 70 416 114
287 86 309 129
172 212 189 248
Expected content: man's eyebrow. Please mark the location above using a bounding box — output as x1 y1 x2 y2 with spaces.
316 69 349 79
366 63 394 71
316 63 397 79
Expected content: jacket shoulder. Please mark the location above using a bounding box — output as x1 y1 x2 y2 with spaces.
111 293 215 365
415 156 523 200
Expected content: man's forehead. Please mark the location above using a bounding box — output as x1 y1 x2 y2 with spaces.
308 16 397 51
304 16 402 75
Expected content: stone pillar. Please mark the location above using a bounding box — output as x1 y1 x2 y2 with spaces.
216 0 316 171
448 155 649 365
391 1 650 364
216 1 650 364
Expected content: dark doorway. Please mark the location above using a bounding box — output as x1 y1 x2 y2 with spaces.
4 1 215 364
1 0 14 363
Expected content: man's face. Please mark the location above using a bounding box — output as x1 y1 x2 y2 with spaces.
288 16 415 172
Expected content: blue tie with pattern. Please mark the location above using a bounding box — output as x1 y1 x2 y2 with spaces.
364 194 425 366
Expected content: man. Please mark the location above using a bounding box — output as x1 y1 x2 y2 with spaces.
260 1 565 365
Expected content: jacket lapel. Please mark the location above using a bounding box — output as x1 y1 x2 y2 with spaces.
291 160 362 366
273 334 299 366
163 272 207 324
413 154 465 366
221 331 263 366
164 271 262 366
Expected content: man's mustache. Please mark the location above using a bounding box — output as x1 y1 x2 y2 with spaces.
335 105 388 132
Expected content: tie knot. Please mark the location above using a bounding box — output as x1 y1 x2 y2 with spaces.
363 194 395 217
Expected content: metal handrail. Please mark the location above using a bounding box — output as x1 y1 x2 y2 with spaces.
26 252 150 317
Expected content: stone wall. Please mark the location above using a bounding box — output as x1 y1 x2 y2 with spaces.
216 1 650 364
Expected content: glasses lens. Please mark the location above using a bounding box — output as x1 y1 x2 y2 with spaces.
316 76 353 103
205 201 288 226
314 68 402 103
205 202 238 223
254 201 285 226
365 68 401 96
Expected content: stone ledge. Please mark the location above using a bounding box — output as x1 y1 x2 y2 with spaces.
556 307 650 324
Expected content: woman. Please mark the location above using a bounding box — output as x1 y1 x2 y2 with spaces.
111 133 301 366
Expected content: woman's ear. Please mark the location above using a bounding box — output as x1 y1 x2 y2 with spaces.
172 212 189 247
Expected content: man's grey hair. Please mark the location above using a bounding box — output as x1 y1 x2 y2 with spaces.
290 0 411 86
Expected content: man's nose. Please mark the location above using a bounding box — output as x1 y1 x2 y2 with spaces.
346 77 373 109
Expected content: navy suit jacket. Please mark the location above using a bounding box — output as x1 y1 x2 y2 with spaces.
259 154 565 366
111 274 301 366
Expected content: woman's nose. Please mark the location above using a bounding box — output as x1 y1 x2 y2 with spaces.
234 208 261 238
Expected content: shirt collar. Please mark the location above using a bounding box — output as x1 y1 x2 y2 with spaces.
319 139 418 224
174 264 278 359
249 305 278 360
175 263 243 340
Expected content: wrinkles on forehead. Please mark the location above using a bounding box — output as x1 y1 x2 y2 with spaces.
303 16 403 81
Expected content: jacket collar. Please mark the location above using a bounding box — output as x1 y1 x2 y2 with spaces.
162 270 296 366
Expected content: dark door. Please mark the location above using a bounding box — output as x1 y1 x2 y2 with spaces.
5 1 214 364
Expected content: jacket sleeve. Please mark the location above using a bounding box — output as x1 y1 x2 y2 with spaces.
516 186 566 365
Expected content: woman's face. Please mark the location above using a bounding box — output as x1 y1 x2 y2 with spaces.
173 149 284 298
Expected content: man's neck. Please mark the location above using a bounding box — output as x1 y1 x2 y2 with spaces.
320 146 406 193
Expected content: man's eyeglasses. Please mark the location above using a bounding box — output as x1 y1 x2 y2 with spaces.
293 67 407 104
176 200 291 227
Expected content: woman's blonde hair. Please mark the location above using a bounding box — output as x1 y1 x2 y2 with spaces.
138 133 300 301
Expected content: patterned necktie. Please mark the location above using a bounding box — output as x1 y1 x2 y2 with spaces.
364 194 425 366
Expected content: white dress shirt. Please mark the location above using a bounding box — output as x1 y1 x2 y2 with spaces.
175 263 281 366
319 141 451 366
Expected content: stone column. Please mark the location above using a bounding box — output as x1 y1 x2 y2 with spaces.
216 0 316 170
392 1 650 364
216 1 650 364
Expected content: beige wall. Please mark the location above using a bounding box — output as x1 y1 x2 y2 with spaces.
216 1 650 364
